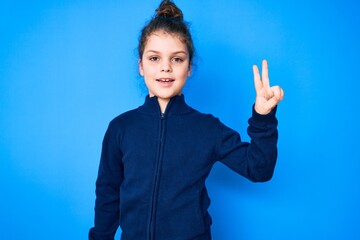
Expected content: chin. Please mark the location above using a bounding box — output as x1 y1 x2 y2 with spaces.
156 91 181 99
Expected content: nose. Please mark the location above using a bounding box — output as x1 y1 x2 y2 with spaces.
161 60 172 73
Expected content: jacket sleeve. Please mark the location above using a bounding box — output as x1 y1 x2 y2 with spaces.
216 106 278 182
89 122 124 240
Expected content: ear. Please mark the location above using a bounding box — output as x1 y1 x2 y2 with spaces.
138 59 144 76
187 64 192 77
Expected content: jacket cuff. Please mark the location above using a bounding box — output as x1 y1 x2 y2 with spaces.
249 105 278 128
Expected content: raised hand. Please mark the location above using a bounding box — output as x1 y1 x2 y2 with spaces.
253 60 284 115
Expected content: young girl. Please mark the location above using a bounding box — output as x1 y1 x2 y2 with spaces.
89 1 284 239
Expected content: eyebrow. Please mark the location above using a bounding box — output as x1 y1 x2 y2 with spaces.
145 50 188 55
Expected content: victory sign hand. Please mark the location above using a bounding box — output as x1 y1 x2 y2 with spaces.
253 60 284 115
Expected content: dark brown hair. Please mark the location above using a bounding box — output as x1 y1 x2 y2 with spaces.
138 0 194 65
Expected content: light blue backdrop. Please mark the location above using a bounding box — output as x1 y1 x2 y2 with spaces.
1 0 359 239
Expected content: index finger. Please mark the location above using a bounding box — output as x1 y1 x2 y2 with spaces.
253 64 262 92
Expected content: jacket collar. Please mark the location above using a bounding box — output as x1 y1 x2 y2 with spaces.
138 95 193 116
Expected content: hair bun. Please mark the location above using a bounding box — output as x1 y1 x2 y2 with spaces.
156 0 183 20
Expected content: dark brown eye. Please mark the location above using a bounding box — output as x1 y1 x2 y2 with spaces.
149 56 159 61
173 57 183 63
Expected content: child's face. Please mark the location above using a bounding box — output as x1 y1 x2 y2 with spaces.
139 31 191 104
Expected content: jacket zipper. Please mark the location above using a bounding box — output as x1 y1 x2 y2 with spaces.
148 110 167 240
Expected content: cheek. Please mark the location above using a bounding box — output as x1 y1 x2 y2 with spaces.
181 67 190 79
141 63 158 78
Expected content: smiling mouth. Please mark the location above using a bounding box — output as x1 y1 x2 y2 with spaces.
156 78 175 83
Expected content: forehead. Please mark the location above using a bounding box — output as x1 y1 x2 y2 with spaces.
144 31 188 53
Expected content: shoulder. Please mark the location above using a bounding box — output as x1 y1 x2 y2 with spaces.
107 108 139 130
186 107 223 128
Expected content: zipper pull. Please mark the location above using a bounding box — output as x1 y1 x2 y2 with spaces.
161 112 165 119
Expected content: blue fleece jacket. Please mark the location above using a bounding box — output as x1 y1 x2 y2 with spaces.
89 95 278 240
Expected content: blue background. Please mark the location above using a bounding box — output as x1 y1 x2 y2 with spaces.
1 0 359 239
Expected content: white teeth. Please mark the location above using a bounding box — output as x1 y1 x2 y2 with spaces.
157 79 173 82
